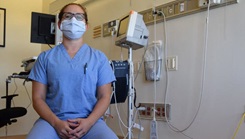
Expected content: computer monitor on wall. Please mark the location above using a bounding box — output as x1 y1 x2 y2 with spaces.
115 10 149 50
30 12 55 45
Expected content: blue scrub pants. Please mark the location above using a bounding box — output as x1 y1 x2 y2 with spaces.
27 118 118 139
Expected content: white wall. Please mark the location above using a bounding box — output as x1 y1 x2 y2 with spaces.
0 0 53 136
79 0 245 139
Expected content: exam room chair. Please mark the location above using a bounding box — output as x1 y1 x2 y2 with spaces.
0 75 27 128
0 94 27 128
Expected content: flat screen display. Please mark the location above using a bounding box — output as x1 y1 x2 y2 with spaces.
117 15 129 37
30 12 55 45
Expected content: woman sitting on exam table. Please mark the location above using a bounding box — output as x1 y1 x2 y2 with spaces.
27 3 118 139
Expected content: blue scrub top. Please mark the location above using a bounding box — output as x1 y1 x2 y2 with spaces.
29 44 115 120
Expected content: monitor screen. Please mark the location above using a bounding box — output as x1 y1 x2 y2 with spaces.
30 12 55 45
117 15 129 37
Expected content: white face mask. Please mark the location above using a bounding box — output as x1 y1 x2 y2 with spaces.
60 17 86 40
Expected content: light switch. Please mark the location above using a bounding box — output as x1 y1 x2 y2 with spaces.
167 56 178 71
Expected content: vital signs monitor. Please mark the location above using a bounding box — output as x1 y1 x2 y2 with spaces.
115 10 149 50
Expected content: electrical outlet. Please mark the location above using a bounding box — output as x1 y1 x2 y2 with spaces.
138 103 171 121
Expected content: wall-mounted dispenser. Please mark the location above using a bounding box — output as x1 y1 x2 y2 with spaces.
144 40 163 81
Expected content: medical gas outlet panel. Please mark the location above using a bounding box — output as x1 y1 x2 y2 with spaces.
101 0 238 38
103 20 119 37
139 0 238 25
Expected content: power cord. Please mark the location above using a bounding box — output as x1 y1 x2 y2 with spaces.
12 78 18 107
44 36 53 49
23 80 32 109
157 1 211 138
158 10 193 139
232 113 245 139
152 3 211 138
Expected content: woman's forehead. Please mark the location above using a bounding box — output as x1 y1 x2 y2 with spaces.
64 5 84 13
